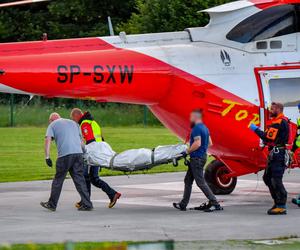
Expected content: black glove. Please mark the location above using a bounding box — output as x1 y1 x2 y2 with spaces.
46 158 53 167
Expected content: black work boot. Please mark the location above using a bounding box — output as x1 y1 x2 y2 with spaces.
173 203 186 211
40 201 56 212
78 204 93 211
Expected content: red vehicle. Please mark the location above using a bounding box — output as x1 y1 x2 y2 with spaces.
0 0 300 194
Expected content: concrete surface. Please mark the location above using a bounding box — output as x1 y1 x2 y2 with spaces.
1 170 300 243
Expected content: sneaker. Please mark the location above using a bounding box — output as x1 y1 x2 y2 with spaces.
267 207 287 215
172 203 186 211
75 201 82 208
108 192 121 208
292 198 300 207
40 201 56 212
193 201 212 211
204 203 223 212
78 205 93 211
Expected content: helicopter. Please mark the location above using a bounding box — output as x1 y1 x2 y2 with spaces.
0 0 299 194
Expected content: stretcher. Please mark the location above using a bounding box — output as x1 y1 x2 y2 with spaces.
85 141 188 172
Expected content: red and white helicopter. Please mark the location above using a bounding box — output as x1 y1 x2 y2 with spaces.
0 0 299 194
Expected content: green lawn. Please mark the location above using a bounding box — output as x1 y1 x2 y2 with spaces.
0 127 187 183
2 239 300 250
0 104 160 127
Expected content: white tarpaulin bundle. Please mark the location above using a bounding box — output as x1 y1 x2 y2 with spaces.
85 142 187 172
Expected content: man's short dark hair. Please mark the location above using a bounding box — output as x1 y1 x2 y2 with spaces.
191 109 203 118
192 109 203 114
271 102 284 112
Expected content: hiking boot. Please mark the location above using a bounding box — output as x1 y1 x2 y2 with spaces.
204 203 223 212
40 201 56 212
108 192 121 208
267 207 287 215
78 205 93 211
75 201 82 209
173 202 186 211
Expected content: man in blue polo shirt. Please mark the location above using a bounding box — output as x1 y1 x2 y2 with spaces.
173 109 222 212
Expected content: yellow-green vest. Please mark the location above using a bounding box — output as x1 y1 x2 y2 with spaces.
296 118 300 148
80 119 102 142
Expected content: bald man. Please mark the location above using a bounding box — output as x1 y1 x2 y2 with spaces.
40 113 93 211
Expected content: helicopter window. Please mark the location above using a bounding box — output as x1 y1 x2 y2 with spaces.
269 78 300 108
227 5 298 43
297 5 300 29
256 41 268 49
270 40 282 49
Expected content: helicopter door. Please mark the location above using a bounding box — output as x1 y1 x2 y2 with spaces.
258 68 300 126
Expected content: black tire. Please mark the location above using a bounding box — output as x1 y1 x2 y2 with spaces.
204 160 237 195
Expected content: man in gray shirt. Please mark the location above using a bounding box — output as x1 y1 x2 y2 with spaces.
40 112 93 211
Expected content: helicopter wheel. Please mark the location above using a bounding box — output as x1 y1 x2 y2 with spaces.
204 160 237 195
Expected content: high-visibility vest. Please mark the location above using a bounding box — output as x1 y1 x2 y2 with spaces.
80 119 102 142
296 118 300 148
264 114 289 147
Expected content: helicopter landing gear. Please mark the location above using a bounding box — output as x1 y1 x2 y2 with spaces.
205 160 237 195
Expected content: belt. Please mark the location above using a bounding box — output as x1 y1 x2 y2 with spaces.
190 155 207 160
269 145 286 151
86 139 96 145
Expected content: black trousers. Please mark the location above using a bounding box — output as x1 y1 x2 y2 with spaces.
48 154 93 208
84 165 116 200
263 149 287 207
180 157 217 208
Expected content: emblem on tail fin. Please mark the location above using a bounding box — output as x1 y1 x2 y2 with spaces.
220 50 231 67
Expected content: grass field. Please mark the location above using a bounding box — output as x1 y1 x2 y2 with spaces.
2 240 300 250
0 104 160 127
0 127 186 183
0 241 174 250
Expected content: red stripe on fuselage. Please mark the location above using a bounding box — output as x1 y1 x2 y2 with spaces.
250 0 300 9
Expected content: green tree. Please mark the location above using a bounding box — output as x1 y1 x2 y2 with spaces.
0 0 136 42
119 0 232 34
47 0 135 39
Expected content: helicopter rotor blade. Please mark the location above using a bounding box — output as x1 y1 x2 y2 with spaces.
0 0 49 8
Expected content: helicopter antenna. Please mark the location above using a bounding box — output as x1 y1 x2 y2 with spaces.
107 16 115 36
0 0 49 8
